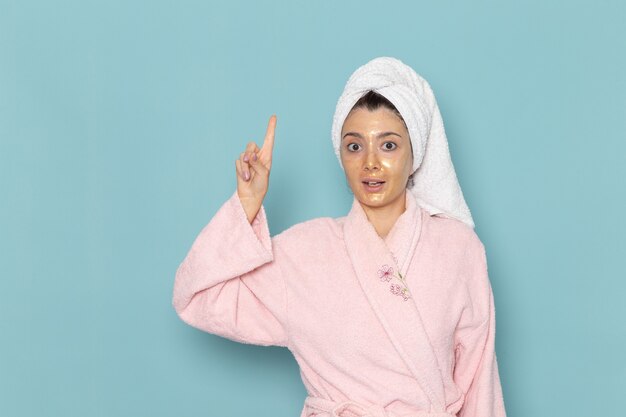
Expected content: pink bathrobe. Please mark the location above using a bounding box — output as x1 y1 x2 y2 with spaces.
172 190 507 417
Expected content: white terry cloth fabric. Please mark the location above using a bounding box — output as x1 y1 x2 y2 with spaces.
331 56 475 229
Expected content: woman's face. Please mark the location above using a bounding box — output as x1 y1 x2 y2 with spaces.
340 106 414 210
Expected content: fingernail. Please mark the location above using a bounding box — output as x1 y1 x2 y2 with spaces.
245 171 250 180
252 153 257 161
243 154 249 162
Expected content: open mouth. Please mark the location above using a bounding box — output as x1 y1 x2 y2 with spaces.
362 181 385 192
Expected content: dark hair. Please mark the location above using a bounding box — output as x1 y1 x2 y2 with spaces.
350 90 407 129
348 90 415 189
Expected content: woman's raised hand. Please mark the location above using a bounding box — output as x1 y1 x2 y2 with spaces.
235 115 277 223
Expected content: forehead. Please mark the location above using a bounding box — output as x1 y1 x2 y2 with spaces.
341 107 408 134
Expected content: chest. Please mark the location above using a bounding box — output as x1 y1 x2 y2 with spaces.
281 239 470 366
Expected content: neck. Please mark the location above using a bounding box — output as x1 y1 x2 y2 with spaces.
359 190 407 240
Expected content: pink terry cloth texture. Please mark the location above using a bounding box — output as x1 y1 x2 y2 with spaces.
172 190 507 417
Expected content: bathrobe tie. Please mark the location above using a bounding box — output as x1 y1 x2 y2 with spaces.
304 396 456 417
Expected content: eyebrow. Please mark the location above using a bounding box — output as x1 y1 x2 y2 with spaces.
342 131 402 140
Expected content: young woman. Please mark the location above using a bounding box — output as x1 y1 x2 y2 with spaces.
172 57 507 417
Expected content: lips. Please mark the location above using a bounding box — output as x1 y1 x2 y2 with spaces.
362 178 386 192
362 178 385 186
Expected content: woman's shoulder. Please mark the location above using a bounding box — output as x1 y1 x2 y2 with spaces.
423 209 484 253
268 216 345 263
274 215 345 242
423 211 489 285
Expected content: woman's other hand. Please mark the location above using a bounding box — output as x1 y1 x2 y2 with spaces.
235 115 276 223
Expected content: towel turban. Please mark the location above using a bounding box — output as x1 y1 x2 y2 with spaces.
331 56 475 229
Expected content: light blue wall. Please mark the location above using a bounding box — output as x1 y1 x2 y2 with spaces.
1 1 624 416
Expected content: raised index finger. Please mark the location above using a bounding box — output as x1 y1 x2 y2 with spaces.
261 114 277 159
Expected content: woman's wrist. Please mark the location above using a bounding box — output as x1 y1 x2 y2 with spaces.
238 195 262 224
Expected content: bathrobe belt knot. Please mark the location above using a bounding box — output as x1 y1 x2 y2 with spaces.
304 396 456 417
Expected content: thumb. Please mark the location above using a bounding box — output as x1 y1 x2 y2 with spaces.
249 154 269 177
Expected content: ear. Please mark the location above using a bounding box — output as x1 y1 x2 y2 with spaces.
406 172 415 189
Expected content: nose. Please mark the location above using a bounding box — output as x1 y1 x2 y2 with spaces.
363 147 380 171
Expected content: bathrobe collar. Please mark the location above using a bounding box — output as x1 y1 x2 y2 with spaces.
342 191 447 413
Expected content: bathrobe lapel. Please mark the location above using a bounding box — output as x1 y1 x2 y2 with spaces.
343 193 446 412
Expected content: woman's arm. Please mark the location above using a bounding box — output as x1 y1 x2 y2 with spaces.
454 237 507 417
172 189 288 347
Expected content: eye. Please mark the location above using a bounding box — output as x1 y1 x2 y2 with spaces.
383 141 397 150
347 143 361 152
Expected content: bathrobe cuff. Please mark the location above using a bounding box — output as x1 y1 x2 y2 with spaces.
172 190 289 347
230 190 273 259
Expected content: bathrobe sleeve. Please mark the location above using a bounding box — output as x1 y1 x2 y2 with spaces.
454 235 507 417
172 190 289 347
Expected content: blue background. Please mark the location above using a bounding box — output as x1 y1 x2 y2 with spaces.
1 1 624 416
